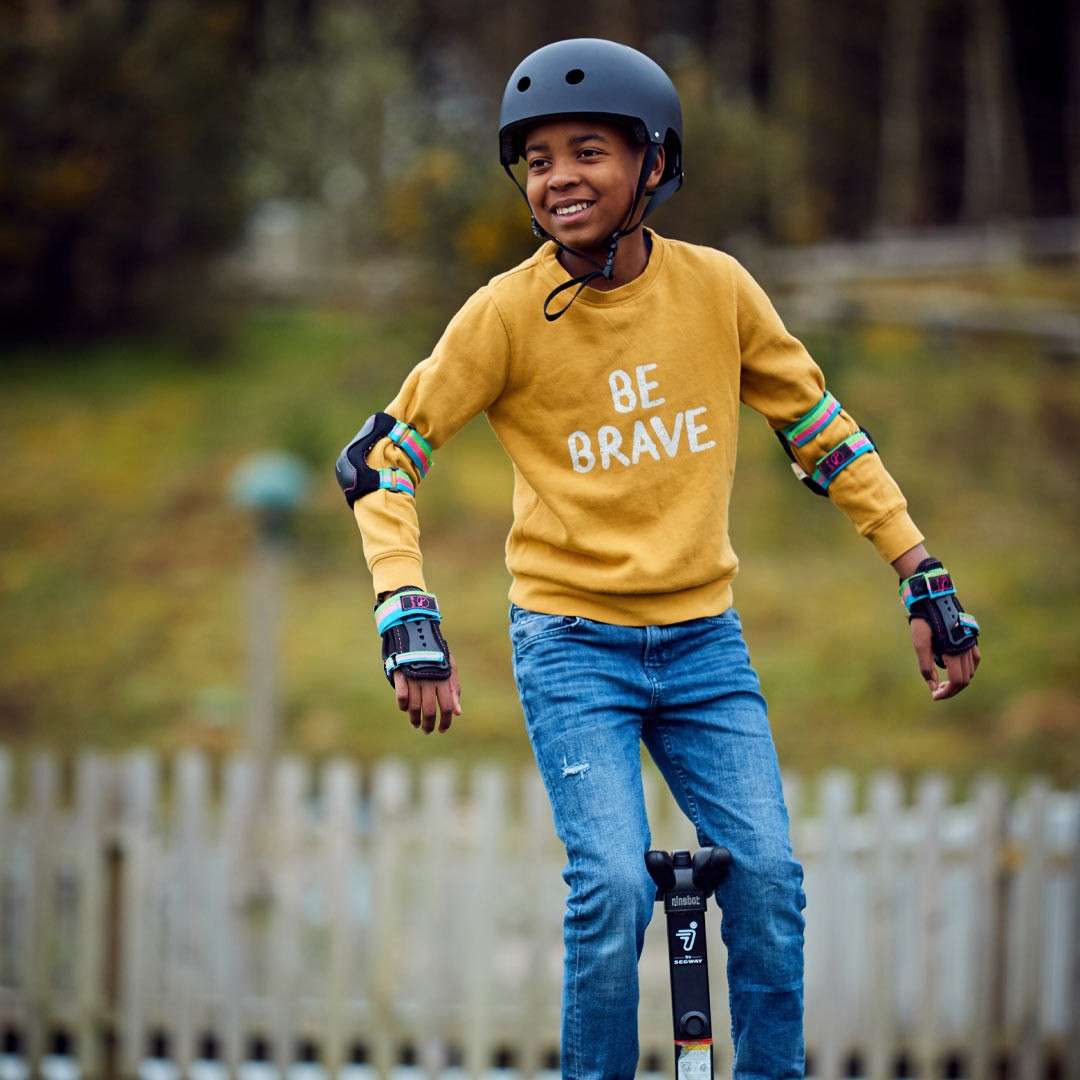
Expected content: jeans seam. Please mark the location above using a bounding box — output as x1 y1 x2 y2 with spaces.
646 669 661 712
657 725 704 836
569 900 580 1079
728 978 803 993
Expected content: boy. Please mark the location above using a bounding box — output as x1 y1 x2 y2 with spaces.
336 38 980 1080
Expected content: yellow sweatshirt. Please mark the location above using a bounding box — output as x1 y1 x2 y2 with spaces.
352 228 923 626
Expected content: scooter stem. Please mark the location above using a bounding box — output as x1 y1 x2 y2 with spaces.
645 846 732 1079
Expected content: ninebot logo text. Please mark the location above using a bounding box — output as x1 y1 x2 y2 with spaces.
675 921 698 952
670 894 699 908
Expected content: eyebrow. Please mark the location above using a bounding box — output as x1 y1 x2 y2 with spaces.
524 132 610 155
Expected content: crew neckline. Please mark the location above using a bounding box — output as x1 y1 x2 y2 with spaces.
539 227 665 308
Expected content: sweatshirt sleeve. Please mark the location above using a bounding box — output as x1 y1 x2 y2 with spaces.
731 256 924 564
352 285 511 597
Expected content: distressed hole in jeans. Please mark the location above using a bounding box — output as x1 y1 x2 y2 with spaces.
561 756 590 778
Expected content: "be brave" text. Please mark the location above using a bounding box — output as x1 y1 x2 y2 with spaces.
566 364 716 474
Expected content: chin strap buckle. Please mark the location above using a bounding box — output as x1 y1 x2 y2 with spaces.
601 238 618 281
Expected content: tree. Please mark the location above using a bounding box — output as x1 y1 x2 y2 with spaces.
0 1 254 342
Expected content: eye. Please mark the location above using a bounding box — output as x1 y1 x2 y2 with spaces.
527 157 548 170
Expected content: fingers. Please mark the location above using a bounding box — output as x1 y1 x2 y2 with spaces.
911 619 980 701
418 680 437 733
932 649 977 701
394 668 461 734
405 680 429 732
394 671 412 718
910 619 941 694
435 679 456 733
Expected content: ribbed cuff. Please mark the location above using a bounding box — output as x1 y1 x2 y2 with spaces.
370 554 426 598
866 510 925 565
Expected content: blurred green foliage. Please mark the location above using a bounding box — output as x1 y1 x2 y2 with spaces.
7 0 1072 344
0 2 254 341
2 270 1078 790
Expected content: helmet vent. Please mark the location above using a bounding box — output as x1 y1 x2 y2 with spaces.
517 76 531 92
565 69 585 85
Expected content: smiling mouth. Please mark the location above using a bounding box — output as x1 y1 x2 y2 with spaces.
550 200 595 223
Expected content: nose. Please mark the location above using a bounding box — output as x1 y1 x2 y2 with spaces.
547 153 583 192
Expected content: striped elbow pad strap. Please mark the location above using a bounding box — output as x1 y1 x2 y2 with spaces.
378 468 415 496
810 430 877 491
388 420 434 480
782 391 842 449
374 587 441 635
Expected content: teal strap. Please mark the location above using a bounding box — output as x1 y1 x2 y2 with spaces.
374 588 441 634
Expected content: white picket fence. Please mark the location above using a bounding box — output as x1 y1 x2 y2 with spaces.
0 749 1077 1080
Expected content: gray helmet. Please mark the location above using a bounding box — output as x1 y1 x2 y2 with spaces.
498 38 683 209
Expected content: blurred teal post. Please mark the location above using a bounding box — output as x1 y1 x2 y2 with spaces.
229 453 308 911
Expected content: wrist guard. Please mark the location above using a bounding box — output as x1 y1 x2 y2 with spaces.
373 586 452 687
898 558 980 667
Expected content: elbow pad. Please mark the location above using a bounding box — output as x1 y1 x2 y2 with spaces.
335 412 434 508
775 391 878 497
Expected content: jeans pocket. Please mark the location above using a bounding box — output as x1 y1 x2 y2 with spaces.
509 606 582 653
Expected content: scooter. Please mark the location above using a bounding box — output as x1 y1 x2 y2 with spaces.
645 846 732 1080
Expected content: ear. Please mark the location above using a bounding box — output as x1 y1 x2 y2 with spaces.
645 144 666 194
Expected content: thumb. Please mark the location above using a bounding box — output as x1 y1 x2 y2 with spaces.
910 618 940 694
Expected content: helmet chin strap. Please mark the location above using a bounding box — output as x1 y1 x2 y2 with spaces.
502 142 662 322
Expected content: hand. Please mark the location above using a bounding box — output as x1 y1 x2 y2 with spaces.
910 618 981 701
392 652 462 734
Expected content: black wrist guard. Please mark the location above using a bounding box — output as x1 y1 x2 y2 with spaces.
373 586 452 687
898 558 980 667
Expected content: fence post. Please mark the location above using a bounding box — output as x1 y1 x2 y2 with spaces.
913 773 948 1080
220 755 260 1073
324 758 359 1076
817 769 856 1080
74 753 108 1080
268 756 307 1075
173 750 211 1077
1015 778 1050 1080
370 759 410 1077
415 760 457 1076
462 766 504 1078
117 751 158 1079
970 775 1007 1080
1067 784 1080 1080
27 754 62 1075
867 771 902 1080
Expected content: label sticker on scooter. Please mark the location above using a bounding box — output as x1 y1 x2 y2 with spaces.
676 1043 711 1079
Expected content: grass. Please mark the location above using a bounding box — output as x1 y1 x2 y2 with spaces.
1 282 1078 792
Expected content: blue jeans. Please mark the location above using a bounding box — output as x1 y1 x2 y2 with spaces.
508 603 807 1080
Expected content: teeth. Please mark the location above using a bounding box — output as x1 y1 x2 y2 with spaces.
555 201 592 216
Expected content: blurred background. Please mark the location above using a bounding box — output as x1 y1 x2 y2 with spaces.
1 1 1079 1077
1 0 1077 783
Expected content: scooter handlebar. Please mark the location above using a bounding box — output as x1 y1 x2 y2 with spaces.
645 846 732 901
692 846 732 894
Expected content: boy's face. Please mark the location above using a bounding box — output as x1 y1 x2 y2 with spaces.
522 117 664 252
